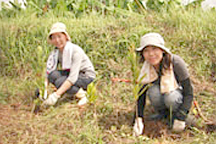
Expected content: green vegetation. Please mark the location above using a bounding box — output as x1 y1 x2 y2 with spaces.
0 0 216 143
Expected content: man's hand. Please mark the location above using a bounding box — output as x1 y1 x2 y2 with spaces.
43 92 60 106
133 117 144 136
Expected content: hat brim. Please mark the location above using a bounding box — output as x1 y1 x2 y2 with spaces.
47 30 71 43
136 44 171 54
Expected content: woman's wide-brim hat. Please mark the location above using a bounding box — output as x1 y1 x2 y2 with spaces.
47 22 71 43
136 32 171 54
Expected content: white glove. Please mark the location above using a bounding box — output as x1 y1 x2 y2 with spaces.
133 117 144 136
172 119 186 133
43 92 60 106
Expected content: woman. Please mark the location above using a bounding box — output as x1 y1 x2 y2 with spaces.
133 33 193 136
43 22 96 106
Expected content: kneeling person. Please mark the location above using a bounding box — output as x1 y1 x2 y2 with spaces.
133 33 193 136
44 22 96 106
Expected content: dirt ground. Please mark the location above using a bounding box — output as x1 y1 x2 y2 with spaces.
0 77 216 142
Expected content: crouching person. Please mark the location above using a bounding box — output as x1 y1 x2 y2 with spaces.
133 33 193 136
43 22 96 106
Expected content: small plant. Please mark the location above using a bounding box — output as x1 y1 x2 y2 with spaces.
127 44 150 132
87 81 98 104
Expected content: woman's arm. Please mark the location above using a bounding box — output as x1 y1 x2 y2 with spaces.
55 48 82 97
173 55 194 120
137 85 148 118
67 50 82 84
56 80 73 96
176 78 193 120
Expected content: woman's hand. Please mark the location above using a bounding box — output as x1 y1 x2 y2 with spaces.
43 92 60 105
172 119 186 132
133 117 144 136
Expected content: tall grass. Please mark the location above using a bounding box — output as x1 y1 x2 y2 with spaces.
1 6 215 87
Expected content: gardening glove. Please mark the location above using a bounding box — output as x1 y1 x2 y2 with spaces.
133 117 144 136
43 92 60 106
76 88 88 106
172 119 186 133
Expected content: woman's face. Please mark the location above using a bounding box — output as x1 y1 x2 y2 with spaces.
142 46 164 67
50 32 67 51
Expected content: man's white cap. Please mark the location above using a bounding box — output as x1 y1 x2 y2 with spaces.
136 32 171 54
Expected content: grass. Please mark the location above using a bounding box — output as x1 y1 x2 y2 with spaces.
0 2 216 143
